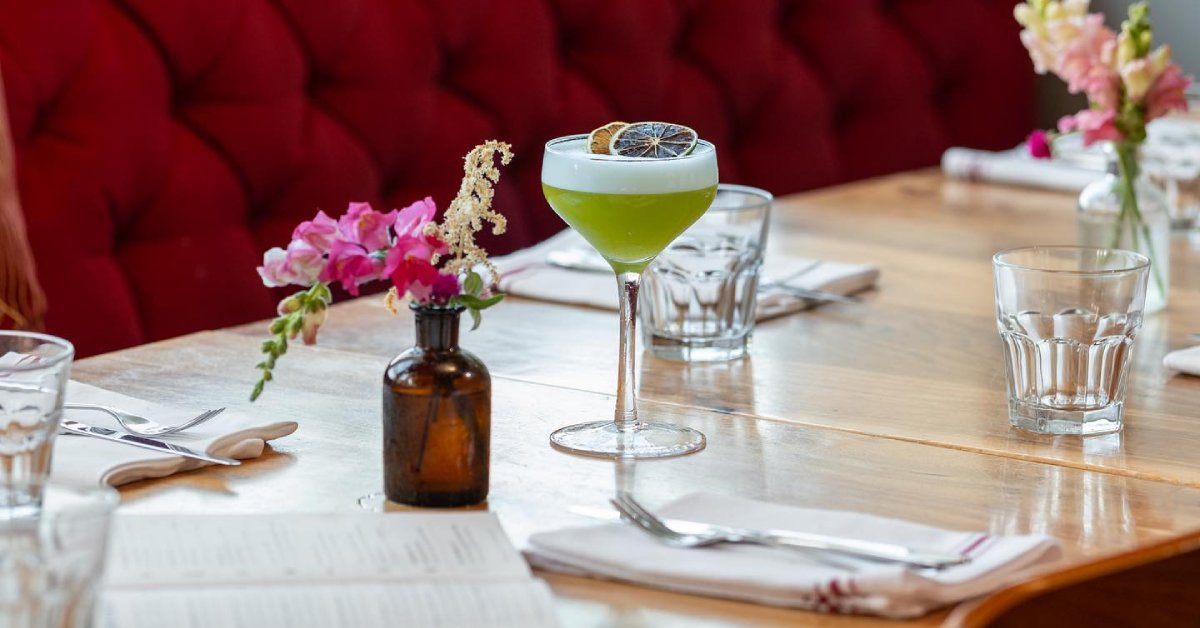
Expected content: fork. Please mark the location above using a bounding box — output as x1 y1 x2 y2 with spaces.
610 493 968 569
63 404 225 436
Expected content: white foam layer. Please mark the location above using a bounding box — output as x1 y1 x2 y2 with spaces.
541 136 718 194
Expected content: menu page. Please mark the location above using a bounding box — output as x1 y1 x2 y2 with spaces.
99 581 559 628
100 513 559 628
106 512 531 587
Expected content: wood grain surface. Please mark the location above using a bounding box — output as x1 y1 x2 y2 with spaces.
79 169 1200 626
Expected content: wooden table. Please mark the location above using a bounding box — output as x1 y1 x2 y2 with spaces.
73 169 1200 627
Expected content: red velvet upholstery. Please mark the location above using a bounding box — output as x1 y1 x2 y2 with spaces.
0 0 1032 357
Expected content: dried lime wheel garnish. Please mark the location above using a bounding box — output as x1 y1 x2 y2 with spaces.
609 122 698 158
587 121 628 155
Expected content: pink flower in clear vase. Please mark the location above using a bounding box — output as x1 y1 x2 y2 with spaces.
430 272 461 302
292 210 339 252
1145 64 1192 122
284 239 325 284
258 247 295 287
1058 109 1124 145
321 238 379 295
339 202 397 252
1027 130 1053 159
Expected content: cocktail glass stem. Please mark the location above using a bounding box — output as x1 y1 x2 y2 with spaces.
615 272 640 434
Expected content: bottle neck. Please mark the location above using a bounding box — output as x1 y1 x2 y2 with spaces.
412 306 461 351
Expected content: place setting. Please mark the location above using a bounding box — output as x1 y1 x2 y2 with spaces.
3 0 1200 626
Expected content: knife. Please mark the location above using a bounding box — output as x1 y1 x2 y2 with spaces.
568 506 969 569
60 420 241 466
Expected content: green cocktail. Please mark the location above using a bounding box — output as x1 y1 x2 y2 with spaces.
541 185 717 273
541 133 718 458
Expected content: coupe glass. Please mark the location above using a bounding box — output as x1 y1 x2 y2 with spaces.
541 135 718 457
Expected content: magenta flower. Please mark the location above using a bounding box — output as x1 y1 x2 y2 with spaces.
320 238 380 296
388 256 440 302
339 202 396 252
292 210 339 252
1027 130 1053 159
430 272 461 302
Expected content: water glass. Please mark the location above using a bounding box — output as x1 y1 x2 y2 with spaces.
0 332 74 519
641 184 771 361
0 483 118 628
993 247 1149 435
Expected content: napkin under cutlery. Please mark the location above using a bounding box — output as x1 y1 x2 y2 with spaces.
53 382 297 487
492 230 878 321
525 493 1061 619
1164 345 1200 376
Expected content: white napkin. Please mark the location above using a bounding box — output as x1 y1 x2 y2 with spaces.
53 382 297 487
1164 346 1200 376
493 230 878 321
941 147 1103 192
526 493 1062 619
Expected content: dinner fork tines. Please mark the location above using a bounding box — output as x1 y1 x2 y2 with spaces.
63 404 225 436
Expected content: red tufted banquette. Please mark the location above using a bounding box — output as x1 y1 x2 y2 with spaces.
0 0 1032 357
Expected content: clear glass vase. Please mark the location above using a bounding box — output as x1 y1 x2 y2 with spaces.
1077 141 1171 313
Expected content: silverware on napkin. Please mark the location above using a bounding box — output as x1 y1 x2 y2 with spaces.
59 420 241 466
569 505 969 570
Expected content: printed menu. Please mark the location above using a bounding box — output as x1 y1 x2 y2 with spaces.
98 513 558 628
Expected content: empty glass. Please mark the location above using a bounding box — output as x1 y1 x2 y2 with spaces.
993 247 1149 435
0 483 118 628
0 331 74 519
641 184 771 361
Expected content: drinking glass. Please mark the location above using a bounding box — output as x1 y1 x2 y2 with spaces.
541 135 718 457
993 247 1149 435
642 184 771 361
0 483 118 628
0 331 74 518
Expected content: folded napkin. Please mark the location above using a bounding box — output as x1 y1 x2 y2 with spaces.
941 147 1103 193
493 230 878 321
52 382 297 487
1164 346 1200 376
526 493 1061 619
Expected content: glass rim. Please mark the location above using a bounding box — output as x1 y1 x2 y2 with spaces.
0 330 75 372
544 134 716 162
711 183 773 212
992 245 1150 275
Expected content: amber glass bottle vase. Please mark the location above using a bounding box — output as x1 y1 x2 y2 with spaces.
383 304 490 507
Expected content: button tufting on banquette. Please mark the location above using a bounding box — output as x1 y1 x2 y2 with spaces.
0 0 1032 357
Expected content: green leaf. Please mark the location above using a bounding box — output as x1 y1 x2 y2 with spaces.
467 307 482 331
463 271 483 296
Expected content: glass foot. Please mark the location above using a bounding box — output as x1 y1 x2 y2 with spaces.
549 421 705 459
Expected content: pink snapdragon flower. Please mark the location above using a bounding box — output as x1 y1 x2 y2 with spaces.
320 238 381 295
292 210 339 252
1058 109 1124 145
284 239 325 284
339 202 397 252
257 247 293 287
388 256 440 302
1144 64 1192 122
383 197 450 301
